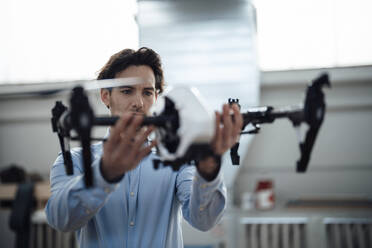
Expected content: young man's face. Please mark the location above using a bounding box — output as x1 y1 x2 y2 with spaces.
101 65 157 116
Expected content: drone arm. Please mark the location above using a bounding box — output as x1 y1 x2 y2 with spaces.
241 106 304 130
228 105 303 165
93 115 172 128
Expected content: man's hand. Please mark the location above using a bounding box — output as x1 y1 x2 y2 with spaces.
101 113 156 182
198 103 243 179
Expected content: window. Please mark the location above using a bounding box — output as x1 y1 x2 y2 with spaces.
0 0 138 84
255 0 372 71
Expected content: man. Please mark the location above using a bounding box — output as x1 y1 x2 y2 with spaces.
45 47 242 247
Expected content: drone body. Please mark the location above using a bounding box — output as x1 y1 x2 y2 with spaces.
151 87 215 162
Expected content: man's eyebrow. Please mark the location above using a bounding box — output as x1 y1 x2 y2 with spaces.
116 86 155 91
144 87 155 91
118 86 134 89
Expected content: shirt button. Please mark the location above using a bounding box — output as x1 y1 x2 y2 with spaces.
130 221 135 226
199 206 204 211
201 184 207 189
130 192 134 196
104 187 110 193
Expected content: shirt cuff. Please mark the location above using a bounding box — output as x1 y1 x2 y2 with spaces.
193 167 226 213
194 166 223 191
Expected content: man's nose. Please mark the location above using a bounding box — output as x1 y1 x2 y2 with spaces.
132 92 144 109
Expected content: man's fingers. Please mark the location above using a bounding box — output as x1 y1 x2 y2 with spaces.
135 140 157 163
105 114 132 149
115 123 154 165
212 111 221 142
213 103 243 155
124 115 143 140
212 112 224 154
131 126 155 152
115 125 137 161
222 104 234 147
232 104 243 137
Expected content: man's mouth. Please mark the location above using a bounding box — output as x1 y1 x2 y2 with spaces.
130 111 145 115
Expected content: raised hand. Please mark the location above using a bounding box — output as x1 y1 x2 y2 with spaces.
101 113 156 182
198 103 243 178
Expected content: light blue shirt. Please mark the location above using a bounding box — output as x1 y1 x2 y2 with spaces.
45 141 226 248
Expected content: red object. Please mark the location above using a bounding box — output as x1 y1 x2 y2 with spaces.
255 179 275 210
256 180 273 191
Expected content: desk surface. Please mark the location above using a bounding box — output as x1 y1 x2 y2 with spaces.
0 182 50 209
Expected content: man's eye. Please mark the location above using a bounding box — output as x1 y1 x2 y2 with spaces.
121 89 132 95
144 91 153 96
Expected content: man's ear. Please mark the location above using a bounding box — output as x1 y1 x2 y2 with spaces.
100 88 110 109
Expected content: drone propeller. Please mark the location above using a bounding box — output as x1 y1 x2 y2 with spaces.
296 73 330 172
0 77 147 98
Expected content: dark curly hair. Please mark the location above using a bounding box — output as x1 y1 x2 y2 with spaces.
97 47 165 94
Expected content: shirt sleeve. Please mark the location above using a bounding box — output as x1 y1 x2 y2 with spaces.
45 149 120 232
175 165 227 231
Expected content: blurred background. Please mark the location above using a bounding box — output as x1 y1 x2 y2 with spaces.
0 0 371 247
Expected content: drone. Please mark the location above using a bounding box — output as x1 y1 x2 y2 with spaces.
51 73 331 187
